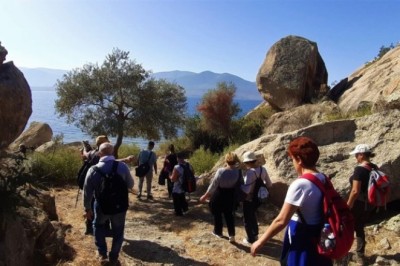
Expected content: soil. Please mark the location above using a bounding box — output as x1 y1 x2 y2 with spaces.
54 165 400 266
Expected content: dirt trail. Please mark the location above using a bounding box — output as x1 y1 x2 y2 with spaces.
55 168 284 265
55 166 400 266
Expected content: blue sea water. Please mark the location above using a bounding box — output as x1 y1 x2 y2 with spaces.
27 89 262 147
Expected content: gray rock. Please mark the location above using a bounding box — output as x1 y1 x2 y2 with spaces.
0 62 32 149
257 35 328 111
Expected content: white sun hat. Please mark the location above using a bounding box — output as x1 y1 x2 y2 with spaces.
349 144 372 155
242 151 257 163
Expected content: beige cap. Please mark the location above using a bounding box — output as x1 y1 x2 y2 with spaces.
95 135 109 146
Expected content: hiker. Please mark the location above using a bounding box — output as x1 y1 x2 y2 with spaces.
83 143 134 264
164 144 178 198
199 152 241 243
136 141 157 199
250 137 332 266
241 151 272 245
347 144 377 265
170 152 192 216
80 135 134 235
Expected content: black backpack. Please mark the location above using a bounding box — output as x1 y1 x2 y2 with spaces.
180 163 196 193
77 151 100 189
94 161 129 215
252 167 269 207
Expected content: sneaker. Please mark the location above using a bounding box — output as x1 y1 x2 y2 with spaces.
242 238 252 245
212 232 223 238
229 236 235 243
97 254 108 265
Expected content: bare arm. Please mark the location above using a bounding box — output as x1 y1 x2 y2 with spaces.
251 202 298 256
170 167 179 182
347 179 361 209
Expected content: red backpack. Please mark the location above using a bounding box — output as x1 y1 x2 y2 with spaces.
361 164 390 208
300 173 355 260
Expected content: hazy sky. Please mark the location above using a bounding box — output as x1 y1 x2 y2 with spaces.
1 0 399 84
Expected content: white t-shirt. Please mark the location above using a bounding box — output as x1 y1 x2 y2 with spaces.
285 173 326 225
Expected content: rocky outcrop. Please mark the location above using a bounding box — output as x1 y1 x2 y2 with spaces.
0 62 32 149
331 45 400 113
0 187 70 265
263 100 339 135
203 109 400 207
9 122 53 151
256 35 328 111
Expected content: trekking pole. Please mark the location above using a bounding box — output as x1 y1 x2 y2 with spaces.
75 188 80 208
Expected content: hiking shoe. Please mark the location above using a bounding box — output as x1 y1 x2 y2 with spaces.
147 194 153 200
229 236 235 243
212 232 223 238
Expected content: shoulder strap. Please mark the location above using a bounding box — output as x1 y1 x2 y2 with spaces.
296 173 327 225
146 151 153 163
94 160 119 178
300 173 327 194
360 163 375 172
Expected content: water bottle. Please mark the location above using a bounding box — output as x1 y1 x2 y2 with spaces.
320 223 336 252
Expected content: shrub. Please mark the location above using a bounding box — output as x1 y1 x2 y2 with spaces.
157 137 193 156
30 146 82 183
118 143 140 159
189 146 220 176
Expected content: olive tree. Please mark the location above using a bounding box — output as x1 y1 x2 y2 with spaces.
55 48 186 156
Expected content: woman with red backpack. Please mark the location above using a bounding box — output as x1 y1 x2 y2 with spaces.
250 137 332 266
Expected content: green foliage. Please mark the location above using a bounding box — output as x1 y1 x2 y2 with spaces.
55 48 187 156
30 147 82 182
157 137 193 155
118 143 140 159
189 146 220 175
324 105 373 121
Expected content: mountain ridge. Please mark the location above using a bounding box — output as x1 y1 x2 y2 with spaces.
20 67 260 100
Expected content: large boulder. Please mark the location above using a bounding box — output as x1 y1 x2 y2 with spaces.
9 122 53 151
256 35 328 111
0 62 32 149
331 45 400 113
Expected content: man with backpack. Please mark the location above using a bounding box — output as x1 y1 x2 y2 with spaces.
136 141 157 200
78 135 134 235
83 142 134 265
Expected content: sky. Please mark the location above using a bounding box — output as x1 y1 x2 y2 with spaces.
1 0 400 85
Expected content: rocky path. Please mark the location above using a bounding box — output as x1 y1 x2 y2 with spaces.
55 173 283 266
55 169 400 266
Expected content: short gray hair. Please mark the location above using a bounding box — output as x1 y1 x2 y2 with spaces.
99 142 114 156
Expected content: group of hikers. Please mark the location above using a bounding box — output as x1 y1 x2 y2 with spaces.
79 135 379 266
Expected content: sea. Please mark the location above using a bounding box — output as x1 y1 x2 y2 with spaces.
28 88 262 148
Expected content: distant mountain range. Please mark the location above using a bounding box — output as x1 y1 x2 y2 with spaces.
20 67 260 100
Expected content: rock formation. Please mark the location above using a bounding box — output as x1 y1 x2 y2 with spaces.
0 61 32 149
204 109 400 207
9 122 53 151
256 35 328 111
0 187 70 265
330 45 400 113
